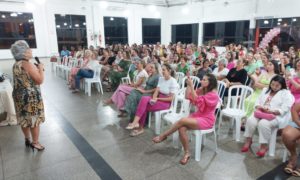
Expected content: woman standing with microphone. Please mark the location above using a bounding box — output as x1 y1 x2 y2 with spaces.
10 40 45 151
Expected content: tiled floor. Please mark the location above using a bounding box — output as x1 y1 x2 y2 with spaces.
0 61 296 180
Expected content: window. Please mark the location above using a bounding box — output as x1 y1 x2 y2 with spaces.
203 20 250 46
55 14 87 52
171 24 199 44
142 18 161 44
104 17 128 45
0 11 36 49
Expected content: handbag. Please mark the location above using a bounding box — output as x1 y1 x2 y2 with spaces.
254 109 276 120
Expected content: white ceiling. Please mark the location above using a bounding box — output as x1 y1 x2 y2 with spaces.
92 0 217 7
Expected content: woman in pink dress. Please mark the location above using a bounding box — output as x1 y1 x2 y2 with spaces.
152 73 219 165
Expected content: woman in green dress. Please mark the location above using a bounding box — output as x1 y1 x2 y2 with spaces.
177 56 189 75
109 52 131 91
244 60 279 118
124 63 161 119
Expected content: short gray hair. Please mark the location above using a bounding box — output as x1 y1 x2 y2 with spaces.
10 40 30 61
218 58 227 66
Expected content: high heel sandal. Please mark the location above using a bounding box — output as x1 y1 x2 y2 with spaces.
180 153 191 165
152 136 167 143
25 138 31 148
241 140 252 152
256 147 268 157
30 142 45 152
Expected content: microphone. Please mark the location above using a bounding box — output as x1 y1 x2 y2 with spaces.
34 56 44 71
35 56 40 64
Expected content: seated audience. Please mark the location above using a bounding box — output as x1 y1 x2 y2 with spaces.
124 63 160 119
104 61 148 116
125 64 178 136
72 50 99 93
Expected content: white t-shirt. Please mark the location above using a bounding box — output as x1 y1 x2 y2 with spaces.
134 69 149 88
212 67 229 77
86 60 99 70
157 77 179 95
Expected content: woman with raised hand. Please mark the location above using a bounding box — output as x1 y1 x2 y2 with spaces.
152 74 219 165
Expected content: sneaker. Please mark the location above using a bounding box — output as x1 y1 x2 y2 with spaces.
0 120 9 127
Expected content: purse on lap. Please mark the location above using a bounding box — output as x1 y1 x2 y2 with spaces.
254 109 276 120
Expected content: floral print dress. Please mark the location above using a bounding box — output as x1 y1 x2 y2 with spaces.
12 61 45 128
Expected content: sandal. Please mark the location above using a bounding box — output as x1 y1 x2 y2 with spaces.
284 163 295 174
292 168 300 177
180 152 191 165
130 129 144 137
126 123 139 130
30 142 45 152
152 136 167 143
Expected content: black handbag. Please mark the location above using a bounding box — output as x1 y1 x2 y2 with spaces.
0 74 6 82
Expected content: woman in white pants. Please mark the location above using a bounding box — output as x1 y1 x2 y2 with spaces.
241 75 294 157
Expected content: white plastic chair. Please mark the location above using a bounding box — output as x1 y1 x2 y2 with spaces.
84 65 104 96
217 85 253 141
121 64 134 84
177 76 200 103
148 90 181 135
161 98 191 148
216 81 226 117
175 72 185 87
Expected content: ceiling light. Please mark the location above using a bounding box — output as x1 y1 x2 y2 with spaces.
75 24 79 27
1 15 5 18
83 22 86 26
17 12 23 15
56 25 61 28
99 1 108 9
277 22 280 25
148 5 157 12
10 13 17 17
278 18 282 22
263 20 269 24
69 25 72 28
293 18 297 22
64 22 67 26
110 17 114 21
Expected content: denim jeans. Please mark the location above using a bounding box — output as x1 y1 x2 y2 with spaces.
75 69 94 89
